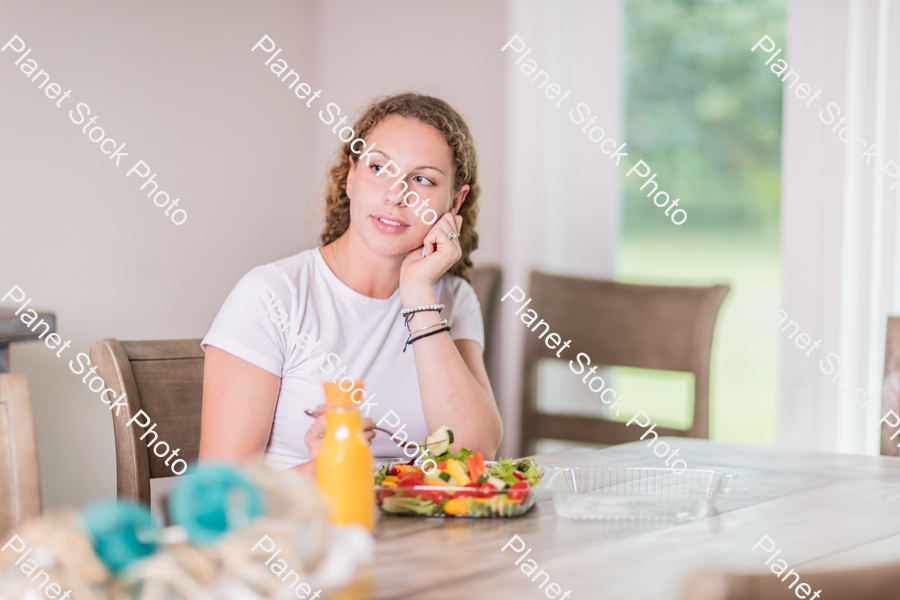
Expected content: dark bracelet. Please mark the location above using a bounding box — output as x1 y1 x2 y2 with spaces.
402 326 451 353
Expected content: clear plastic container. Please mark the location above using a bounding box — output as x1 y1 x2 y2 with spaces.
547 467 723 521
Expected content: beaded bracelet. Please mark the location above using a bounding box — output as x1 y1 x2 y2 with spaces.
401 304 444 316
403 326 452 353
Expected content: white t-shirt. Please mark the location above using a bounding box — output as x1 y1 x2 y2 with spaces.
201 248 484 468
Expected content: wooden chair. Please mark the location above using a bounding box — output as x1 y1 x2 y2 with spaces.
0 308 56 373
469 266 503 363
90 339 204 505
518 271 729 455
881 316 900 456
681 564 900 600
0 373 42 538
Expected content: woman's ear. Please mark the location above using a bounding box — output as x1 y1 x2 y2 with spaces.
450 184 470 215
346 157 358 197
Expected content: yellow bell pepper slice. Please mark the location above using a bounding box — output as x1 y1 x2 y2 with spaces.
422 471 449 486
496 498 523 510
443 498 468 515
383 481 398 489
445 459 471 486
393 465 420 475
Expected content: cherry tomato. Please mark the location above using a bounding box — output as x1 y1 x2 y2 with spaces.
459 482 497 499
377 487 397 502
477 483 496 498
414 488 449 504
508 481 530 501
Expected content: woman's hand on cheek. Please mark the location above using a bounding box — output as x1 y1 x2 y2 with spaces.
400 213 463 300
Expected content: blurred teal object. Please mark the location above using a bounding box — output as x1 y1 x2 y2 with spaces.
169 463 264 545
82 500 158 575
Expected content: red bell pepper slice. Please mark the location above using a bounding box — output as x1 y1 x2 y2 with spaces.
398 471 425 487
465 453 487 483
455 482 482 498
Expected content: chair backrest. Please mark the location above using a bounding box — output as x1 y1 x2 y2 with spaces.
0 373 42 538
469 266 503 360
519 271 729 455
881 316 900 456
682 564 900 600
90 339 204 505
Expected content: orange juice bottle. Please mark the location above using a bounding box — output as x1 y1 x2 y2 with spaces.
316 382 374 530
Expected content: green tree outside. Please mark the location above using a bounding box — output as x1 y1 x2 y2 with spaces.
617 0 786 446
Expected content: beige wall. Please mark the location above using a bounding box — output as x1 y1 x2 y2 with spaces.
0 1 507 509
310 0 506 264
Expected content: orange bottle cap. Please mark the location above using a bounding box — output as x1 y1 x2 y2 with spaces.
323 381 362 407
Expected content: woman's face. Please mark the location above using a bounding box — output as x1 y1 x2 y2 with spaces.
346 115 469 258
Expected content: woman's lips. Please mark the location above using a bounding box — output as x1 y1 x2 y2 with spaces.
371 215 407 233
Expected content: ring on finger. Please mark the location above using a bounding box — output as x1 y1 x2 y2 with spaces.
447 231 459 241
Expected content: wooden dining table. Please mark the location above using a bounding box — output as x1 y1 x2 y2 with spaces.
352 437 900 600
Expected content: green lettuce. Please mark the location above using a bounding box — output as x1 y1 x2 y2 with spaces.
381 495 439 515
488 457 543 487
374 462 391 486
466 497 495 517
429 447 474 464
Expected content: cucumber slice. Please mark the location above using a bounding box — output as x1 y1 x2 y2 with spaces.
476 474 489 485
438 471 452 482
425 426 453 455
487 476 506 491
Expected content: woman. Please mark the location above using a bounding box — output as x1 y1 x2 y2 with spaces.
199 93 502 476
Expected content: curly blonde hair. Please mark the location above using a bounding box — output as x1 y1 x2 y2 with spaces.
319 93 480 280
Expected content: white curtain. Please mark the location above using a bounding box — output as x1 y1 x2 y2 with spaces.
498 0 623 456
781 0 900 454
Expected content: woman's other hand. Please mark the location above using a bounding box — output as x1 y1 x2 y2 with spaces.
303 403 329 459
400 213 463 303
303 403 377 459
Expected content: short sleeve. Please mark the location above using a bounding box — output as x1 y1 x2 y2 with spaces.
444 277 485 348
201 265 293 377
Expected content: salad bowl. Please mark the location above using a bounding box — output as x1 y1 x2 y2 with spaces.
373 451 544 518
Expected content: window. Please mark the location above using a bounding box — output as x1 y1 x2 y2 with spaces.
616 0 787 445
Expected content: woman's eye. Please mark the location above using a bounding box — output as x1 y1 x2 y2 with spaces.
371 164 383 174
413 175 434 186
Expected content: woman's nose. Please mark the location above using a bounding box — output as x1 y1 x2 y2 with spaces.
384 176 408 205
